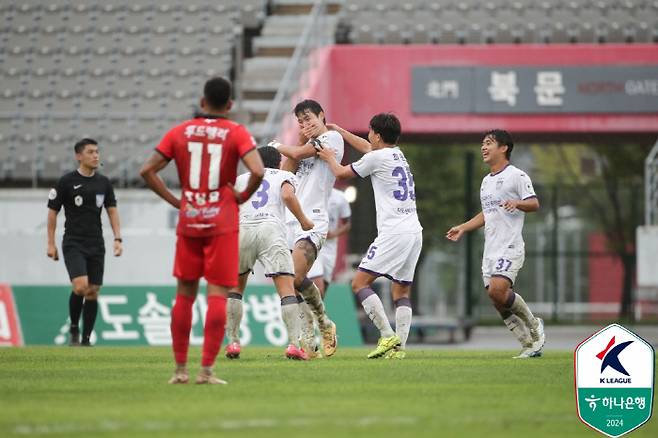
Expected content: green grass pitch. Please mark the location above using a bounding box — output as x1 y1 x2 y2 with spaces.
0 347 655 437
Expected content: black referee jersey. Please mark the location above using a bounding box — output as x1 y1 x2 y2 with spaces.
47 170 117 239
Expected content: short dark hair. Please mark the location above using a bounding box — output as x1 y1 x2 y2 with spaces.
258 146 281 169
204 77 232 109
293 99 325 124
484 129 514 160
369 113 401 145
74 138 98 154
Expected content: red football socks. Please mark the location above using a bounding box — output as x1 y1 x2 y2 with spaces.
201 295 227 367
171 293 195 365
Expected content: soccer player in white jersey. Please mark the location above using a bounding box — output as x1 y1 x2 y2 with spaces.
317 113 422 360
307 188 352 296
446 129 545 358
269 99 343 357
225 146 314 360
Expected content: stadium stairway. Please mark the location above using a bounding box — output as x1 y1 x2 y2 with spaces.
241 0 341 140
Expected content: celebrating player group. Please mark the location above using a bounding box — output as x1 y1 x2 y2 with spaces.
135 76 546 383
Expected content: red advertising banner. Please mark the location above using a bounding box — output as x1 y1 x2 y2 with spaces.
295 44 658 134
0 284 24 346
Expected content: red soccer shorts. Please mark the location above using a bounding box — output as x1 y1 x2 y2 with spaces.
173 232 238 287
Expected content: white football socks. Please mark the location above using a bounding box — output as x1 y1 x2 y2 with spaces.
226 295 243 344
509 293 539 331
503 314 533 348
361 294 395 338
280 297 301 347
395 305 412 349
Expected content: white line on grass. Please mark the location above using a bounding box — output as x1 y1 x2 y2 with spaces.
13 416 418 435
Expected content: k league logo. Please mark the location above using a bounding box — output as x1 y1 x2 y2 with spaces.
597 336 633 382
575 324 655 437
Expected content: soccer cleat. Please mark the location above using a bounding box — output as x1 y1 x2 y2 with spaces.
529 318 545 356
513 348 543 359
168 368 189 384
80 336 92 347
300 337 322 359
225 342 241 359
320 320 337 357
367 334 401 359
195 369 227 385
69 327 80 346
285 344 309 361
384 348 406 360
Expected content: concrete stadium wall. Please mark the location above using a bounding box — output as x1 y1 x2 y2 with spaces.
0 189 271 285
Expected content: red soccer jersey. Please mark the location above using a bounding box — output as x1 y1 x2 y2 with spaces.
156 116 256 237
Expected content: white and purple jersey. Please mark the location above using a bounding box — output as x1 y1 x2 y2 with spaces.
236 169 297 227
351 147 422 235
324 188 351 255
290 130 344 226
480 164 537 259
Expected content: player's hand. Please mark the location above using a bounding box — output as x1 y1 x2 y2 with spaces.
316 146 335 161
47 243 59 261
501 200 519 212
227 183 246 204
300 218 314 231
301 125 318 139
113 240 123 257
446 225 465 242
297 130 309 145
326 123 340 132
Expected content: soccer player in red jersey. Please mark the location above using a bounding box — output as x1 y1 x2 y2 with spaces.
140 77 264 384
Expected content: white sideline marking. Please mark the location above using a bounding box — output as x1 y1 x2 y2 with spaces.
13 416 417 434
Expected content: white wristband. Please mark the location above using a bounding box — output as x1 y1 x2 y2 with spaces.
267 140 282 149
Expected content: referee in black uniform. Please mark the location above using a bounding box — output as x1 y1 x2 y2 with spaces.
46 138 123 346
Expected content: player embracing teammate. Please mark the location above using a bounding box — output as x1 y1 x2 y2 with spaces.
270 99 343 358
318 113 422 359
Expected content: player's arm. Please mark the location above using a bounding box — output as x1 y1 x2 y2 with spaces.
139 152 181 209
232 148 265 204
106 207 122 256
446 211 485 242
46 208 59 261
327 123 372 154
327 217 351 240
316 147 356 179
275 141 317 161
501 197 540 213
281 182 314 231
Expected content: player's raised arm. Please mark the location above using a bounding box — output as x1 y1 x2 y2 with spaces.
272 140 318 162
281 182 314 231
327 123 372 154
139 151 181 210
446 211 485 242
316 146 357 179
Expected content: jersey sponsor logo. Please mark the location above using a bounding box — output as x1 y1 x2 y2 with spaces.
48 188 57 200
74 195 83 207
96 194 105 208
496 179 504 190
74 184 83 190
201 206 220 219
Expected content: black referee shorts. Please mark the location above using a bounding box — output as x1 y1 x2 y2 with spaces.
62 236 105 285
